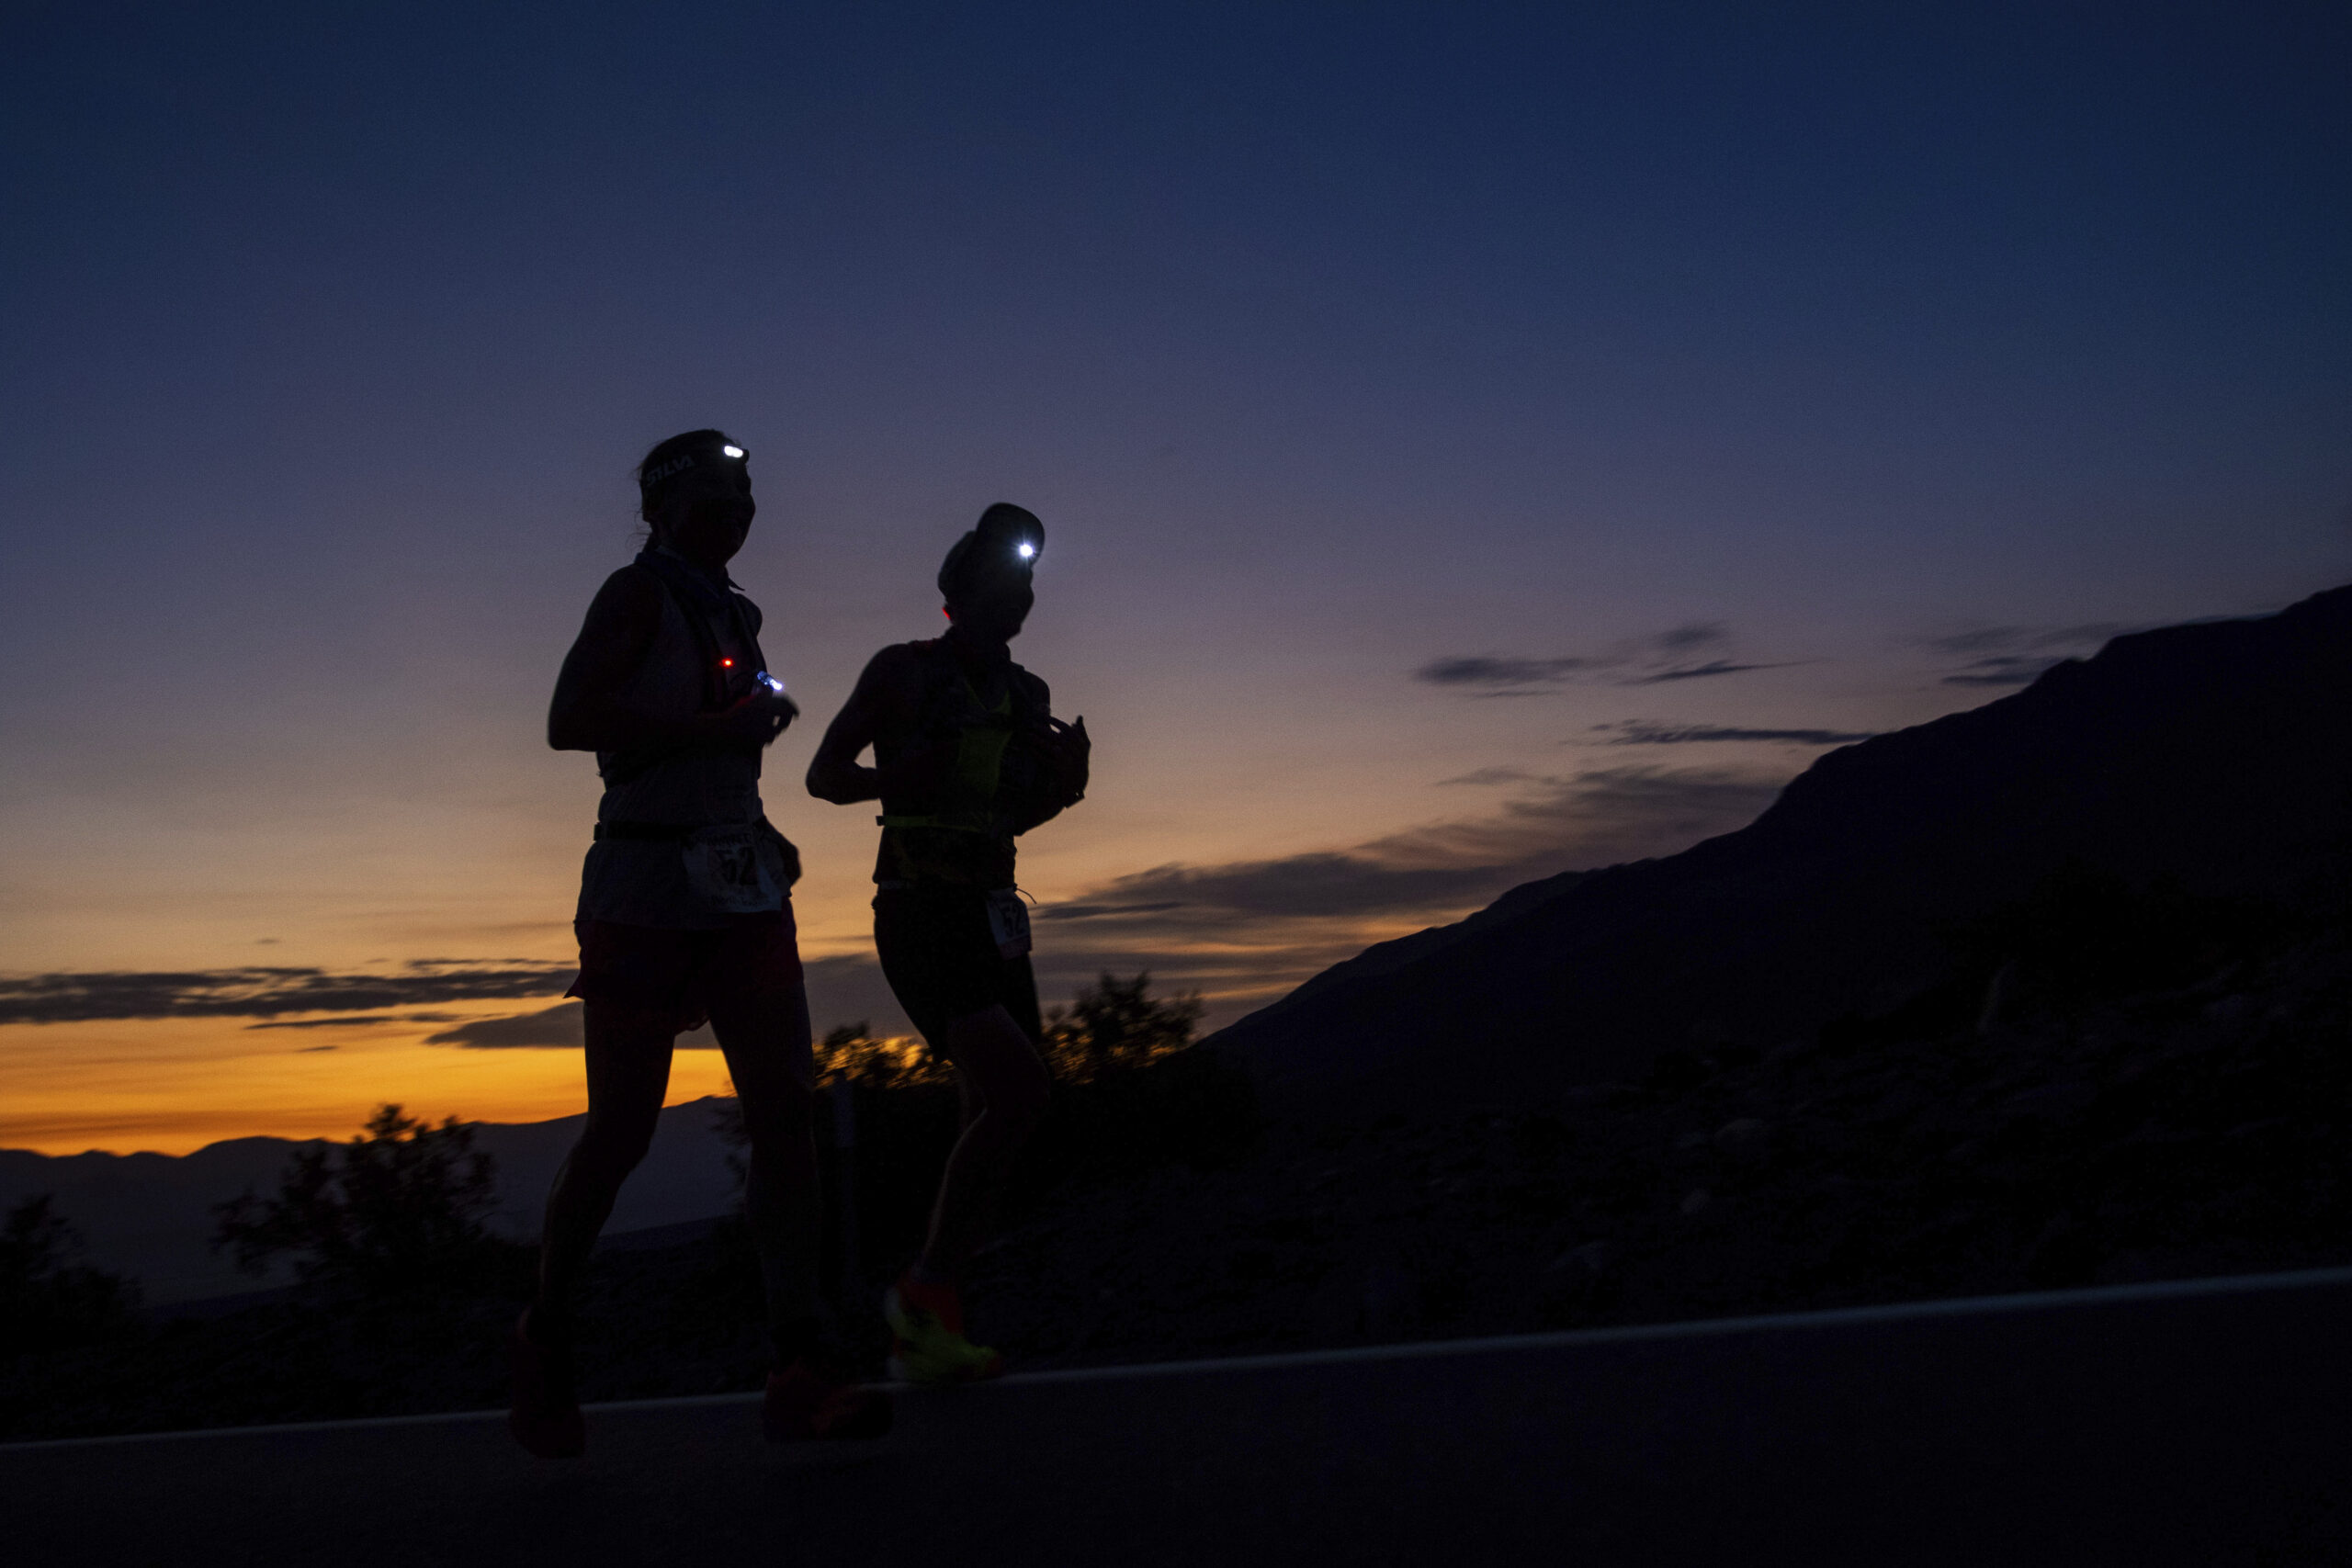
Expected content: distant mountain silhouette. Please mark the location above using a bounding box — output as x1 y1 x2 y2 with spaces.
1211 586 2352 1111
0 1099 741 1303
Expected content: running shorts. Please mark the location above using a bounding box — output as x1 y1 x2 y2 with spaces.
566 908 805 1038
873 886 1043 1045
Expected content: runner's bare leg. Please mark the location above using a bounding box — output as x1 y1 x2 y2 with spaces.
917 1002 1050 1279
709 979 824 1333
536 1003 676 1328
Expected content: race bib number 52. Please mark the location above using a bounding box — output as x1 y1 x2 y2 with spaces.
682 825 782 915
984 888 1033 960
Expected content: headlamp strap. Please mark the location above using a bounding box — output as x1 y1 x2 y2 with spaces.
639 443 747 493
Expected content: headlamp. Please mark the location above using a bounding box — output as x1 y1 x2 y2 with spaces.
1015 542 1035 559
641 442 747 491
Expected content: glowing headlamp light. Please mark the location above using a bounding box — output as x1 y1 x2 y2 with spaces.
721 445 745 459
1015 542 1036 559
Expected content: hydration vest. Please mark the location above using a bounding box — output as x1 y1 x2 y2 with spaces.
598 547 769 789
873 638 1051 886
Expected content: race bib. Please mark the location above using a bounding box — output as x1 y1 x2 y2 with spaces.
682 824 781 914
984 887 1033 960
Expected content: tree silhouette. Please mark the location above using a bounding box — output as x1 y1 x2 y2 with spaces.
814 1020 955 1091
1 1194 140 1356
212 1104 500 1295
1043 972 1205 1082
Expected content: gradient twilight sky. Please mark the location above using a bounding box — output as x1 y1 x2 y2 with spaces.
4 2 2347 1153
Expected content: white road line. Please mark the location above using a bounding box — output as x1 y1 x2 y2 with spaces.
7 1262 2349 1454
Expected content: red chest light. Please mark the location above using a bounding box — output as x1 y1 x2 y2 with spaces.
720 658 733 668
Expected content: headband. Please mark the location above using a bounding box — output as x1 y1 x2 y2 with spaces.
640 443 748 493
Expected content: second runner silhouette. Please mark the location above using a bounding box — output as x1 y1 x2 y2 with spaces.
807 502 1090 1382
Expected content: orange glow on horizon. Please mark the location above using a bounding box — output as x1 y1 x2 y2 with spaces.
0 1012 736 1157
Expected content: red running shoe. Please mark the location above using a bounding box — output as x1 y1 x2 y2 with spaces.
763 1359 894 1441
506 1308 585 1459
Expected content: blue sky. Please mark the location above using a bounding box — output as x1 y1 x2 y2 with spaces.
2 0 2346 1147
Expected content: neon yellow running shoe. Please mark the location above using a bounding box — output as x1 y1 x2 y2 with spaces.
884 1270 1006 1385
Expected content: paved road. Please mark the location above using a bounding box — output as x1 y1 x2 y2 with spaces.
7 1269 2347 1566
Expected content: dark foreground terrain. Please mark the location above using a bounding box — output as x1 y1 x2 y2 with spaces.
969 895 2352 1365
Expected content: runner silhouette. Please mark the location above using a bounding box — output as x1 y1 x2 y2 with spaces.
807 502 1090 1382
510 429 889 1457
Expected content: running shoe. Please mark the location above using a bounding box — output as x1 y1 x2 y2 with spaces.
763 1358 895 1441
506 1308 585 1459
883 1270 1005 1384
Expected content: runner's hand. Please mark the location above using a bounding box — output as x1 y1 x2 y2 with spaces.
1045 715 1090 800
709 688 798 747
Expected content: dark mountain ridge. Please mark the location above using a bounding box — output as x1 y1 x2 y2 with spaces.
1211 586 2352 1110
0 1099 739 1302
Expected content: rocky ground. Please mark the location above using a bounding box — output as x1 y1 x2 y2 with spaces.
967 927 2352 1365
7 916 2350 1441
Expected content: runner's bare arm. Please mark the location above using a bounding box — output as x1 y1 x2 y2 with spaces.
548 567 795 752
806 645 936 804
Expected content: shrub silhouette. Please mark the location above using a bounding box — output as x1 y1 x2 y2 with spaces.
212 1104 503 1296
0 1194 141 1357
1041 971 1205 1081
1023 973 1253 1190
716 975 1256 1284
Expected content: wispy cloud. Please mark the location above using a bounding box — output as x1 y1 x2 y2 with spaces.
1916 623 2133 687
1052 854 1509 920
1624 660 1801 684
1939 655 2069 687
1414 623 1796 694
1595 721 1882 747
1433 766 1550 786
427 1002 582 1049
1043 766 1784 926
1918 624 2128 657
0 962 577 1025
1038 901 1184 920
1653 622 1726 652
1415 656 1604 689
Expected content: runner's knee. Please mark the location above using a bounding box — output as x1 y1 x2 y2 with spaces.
570 1114 658 1183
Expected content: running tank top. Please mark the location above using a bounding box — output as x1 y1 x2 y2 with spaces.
871 639 1053 890
574 556 789 928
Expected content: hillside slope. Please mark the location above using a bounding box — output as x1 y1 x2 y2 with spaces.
1211 586 2352 1111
